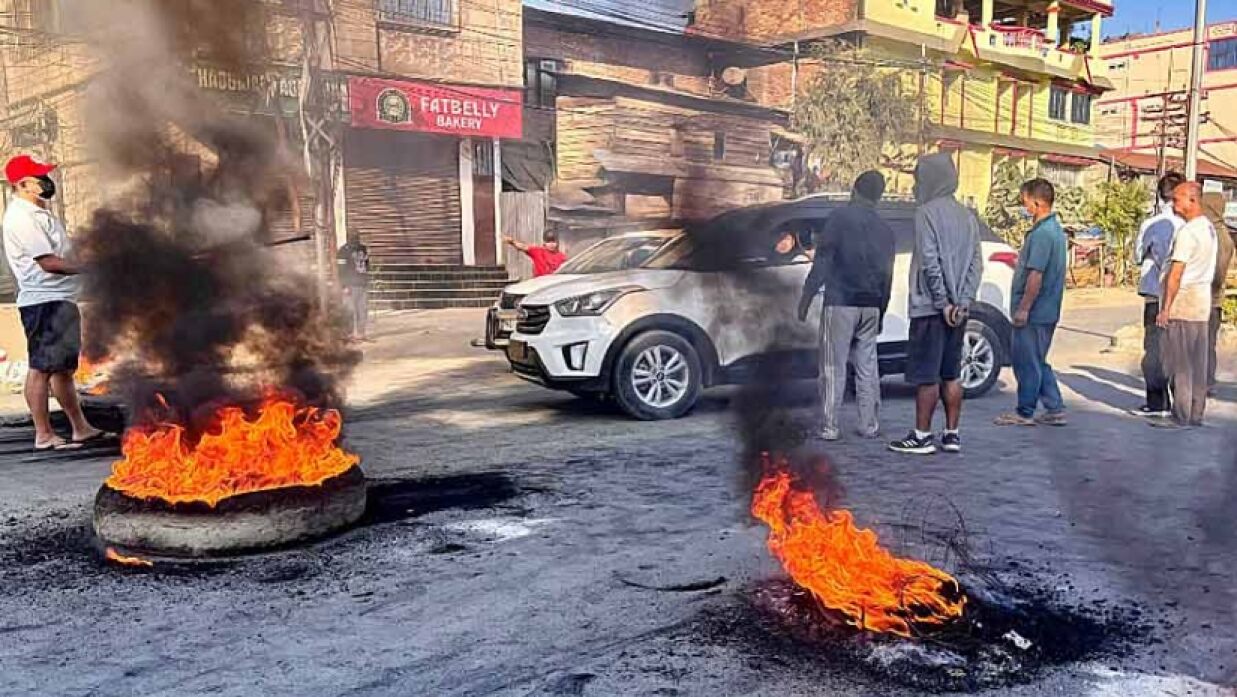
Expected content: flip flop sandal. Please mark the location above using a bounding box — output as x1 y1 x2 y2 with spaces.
73 431 119 446
34 437 83 452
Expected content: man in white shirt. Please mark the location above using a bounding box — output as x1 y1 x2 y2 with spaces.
1154 182 1219 428
1129 173 1184 418
2 154 108 451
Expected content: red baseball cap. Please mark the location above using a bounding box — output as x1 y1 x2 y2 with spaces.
5 155 56 185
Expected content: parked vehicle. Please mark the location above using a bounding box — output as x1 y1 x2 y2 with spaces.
505 198 1018 420
485 230 679 349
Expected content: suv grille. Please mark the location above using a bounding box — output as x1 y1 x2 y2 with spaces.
517 305 551 335
499 292 525 310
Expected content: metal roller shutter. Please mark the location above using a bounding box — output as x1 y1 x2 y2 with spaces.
344 129 462 266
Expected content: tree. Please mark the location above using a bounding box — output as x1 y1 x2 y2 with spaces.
1084 179 1150 284
984 158 1087 249
983 158 1037 248
791 42 922 193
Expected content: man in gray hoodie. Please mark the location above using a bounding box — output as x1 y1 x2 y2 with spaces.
889 153 983 455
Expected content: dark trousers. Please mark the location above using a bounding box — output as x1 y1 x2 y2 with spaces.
1141 301 1172 412
1011 323 1064 418
1208 306 1222 389
1164 320 1209 425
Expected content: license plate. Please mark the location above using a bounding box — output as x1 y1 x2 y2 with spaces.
507 340 527 363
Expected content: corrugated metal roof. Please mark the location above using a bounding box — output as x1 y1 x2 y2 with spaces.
523 0 693 34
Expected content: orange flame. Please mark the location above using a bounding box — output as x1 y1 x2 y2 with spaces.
75 355 110 395
751 455 965 637
104 547 153 568
105 394 358 507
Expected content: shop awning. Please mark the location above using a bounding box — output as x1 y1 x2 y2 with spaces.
1098 149 1237 181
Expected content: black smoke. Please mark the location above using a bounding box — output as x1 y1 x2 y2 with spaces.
74 0 357 434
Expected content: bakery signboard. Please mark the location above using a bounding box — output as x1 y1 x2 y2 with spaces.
348 77 523 139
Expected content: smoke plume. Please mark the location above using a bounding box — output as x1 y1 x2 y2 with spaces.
73 0 357 433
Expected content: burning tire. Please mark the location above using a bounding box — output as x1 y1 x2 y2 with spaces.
93 465 366 558
612 330 702 420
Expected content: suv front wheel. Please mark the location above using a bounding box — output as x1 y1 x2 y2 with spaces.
612 330 702 420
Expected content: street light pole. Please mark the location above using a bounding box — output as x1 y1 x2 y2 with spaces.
1184 0 1207 181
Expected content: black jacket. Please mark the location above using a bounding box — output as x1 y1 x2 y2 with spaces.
798 198 896 316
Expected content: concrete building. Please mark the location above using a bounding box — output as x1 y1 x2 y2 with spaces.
690 0 1116 209
0 0 525 308
1099 19 1237 188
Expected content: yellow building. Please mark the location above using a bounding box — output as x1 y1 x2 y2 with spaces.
692 0 1115 209
1099 20 1237 185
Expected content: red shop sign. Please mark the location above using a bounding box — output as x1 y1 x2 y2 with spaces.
349 77 523 139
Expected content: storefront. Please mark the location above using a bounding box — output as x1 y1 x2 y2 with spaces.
346 77 523 267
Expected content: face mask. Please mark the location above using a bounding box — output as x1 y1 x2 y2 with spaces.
1019 207 1034 221
35 175 55 200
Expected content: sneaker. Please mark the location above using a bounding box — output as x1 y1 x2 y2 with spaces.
818 427 841 442
1128 405 1171 418
889 432 936 455
856 428 881 439
994 412 1036 426
940 432 961 453
1035 411 1068 427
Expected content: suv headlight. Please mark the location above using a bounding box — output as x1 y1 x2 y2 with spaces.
554 286 643 317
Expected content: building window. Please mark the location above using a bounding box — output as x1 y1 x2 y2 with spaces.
1208 37 1237 72
1049 86 1068 121
1070 92 1092 125
1041 161 1084 189
713 132 726 160
377 0 456 30
524 59 559 109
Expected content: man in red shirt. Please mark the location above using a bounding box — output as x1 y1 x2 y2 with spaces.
505 232 566 277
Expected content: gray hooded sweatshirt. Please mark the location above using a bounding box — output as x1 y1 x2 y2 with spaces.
908 154 983 319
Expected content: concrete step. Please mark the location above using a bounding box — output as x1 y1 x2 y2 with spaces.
370 288 502 302
372 297 498 310
370 278 511 291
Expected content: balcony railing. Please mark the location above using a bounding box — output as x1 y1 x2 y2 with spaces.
377 0 458 32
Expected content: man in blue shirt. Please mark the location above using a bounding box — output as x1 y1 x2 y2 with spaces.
996 178 1068 427
1129 173 1184 417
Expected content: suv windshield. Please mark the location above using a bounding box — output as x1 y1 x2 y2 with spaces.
557 233 676 274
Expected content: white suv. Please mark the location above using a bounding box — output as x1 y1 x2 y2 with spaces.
505 199 1017 420
485 230 679 349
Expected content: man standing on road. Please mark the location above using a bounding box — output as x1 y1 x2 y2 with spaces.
504 232 566 277
1154 182 1218 429
337 229 371 342
1129 173 1184 418
797 170 896 441
889 153 983 455
995 179 1068 427
1202 192 1234 394
1 155 109 451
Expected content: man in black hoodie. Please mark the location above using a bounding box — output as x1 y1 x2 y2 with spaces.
797 171 896 441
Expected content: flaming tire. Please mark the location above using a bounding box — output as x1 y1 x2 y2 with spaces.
612 330 702 420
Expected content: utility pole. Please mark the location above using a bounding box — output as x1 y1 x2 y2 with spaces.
298 0 341 309
1184 0 1207 181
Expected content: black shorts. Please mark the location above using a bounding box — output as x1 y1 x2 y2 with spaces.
19 301 81 374
906 314 965 386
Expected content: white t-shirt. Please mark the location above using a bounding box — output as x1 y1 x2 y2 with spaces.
2 196 79 307
1167 215 1218 322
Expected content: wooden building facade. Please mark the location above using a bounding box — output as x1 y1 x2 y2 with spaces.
517 7 791 248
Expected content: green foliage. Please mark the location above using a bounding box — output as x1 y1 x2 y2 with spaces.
791 42 921 192
983 158 1036 248
1223 295 1237 327
984 157 1087 251
1084 179 1151 284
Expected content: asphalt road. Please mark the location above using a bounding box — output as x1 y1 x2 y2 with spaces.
0 294 1233 697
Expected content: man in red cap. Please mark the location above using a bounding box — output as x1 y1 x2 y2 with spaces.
2 154 109 451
